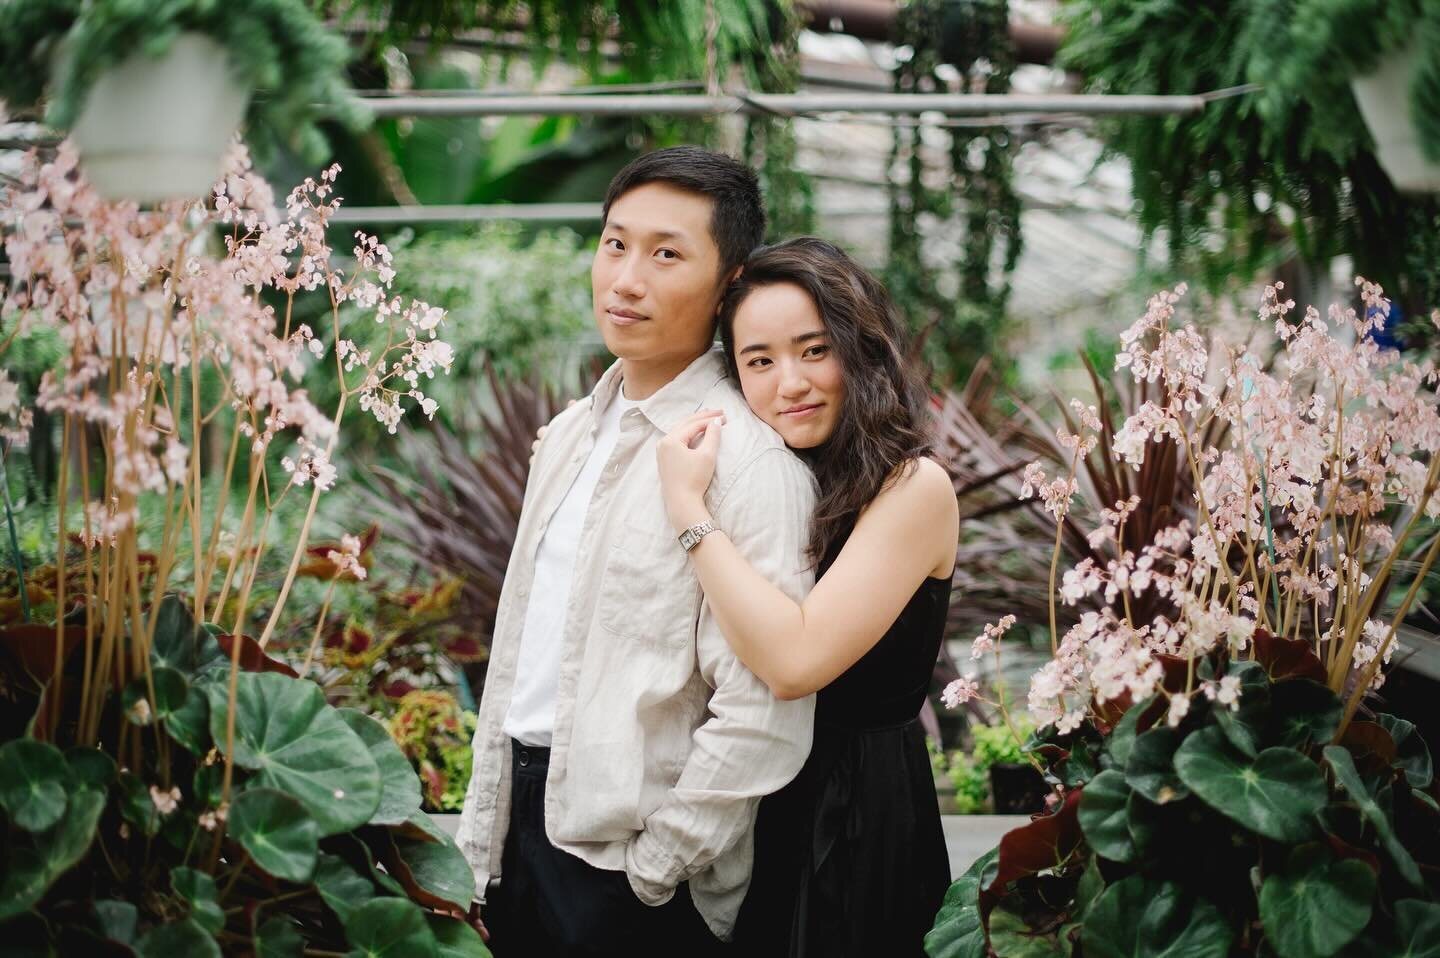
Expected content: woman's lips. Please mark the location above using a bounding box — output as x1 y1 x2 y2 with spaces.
780 404 822 419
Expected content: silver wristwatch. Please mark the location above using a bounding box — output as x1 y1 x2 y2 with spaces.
677 520 716 552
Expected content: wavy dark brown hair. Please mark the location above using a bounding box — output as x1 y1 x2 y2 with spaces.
719 237 934 565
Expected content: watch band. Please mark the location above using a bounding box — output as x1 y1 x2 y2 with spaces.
678 520 716 553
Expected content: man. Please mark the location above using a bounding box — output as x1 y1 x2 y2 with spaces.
457 147 817 955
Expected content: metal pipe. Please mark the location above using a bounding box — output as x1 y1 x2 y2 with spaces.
360 92 1206 118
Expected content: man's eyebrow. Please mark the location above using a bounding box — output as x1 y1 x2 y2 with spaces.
738 330 827 355
603 221 690 244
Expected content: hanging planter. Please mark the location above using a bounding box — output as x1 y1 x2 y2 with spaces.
1350 43 1440 194
68 34 249 203
0 0 361 204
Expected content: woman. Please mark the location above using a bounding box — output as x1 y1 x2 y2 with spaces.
656 237 957 955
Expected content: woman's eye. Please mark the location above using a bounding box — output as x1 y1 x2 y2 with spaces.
804 344 830 358
746 356 772 369
604 237 623 251
656 248 678 260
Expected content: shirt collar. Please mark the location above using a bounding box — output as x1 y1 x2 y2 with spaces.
590 347 730 434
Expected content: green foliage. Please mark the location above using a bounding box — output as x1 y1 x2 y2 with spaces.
925 637 1440 956
1060 0 1440 315
0 0 361 161
971 718 1033 769
387 690 478 812
0 595 491 956
889 0 1021 384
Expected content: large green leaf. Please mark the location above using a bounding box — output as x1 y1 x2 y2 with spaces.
1105 697 1153 770
1213 660 1270 757
1174 727 1325 842
1258 845 1375 958
1352 899 1440 957
1267 680 1342 750
337 709 422 826
1376 713 1433 788
171 867 224 936
1126 727 1190 805
1323 746 1422 888
1079 769 1137 863
342 898 439 958
924 848 996 958
117 771 161 838
1082 875 1232 958
66 748 117 792
135 918 220 958
0 770 109 921
315 852 378 925
208 672 381 835
0 849 50 923
93 900 138 945
165 679 211 756
427 915 493 958
988 906 1069 957
150 595 224 676
0 739 68 831
229 787 320 884
389 829 476 913
253 916 305 958
122 668 188 726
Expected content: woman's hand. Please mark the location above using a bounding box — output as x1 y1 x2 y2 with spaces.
656 410 724 533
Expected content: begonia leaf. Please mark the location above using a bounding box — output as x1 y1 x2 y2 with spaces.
1324 745 1422 888
1267 680 1342 750
1213 660 1269 758
93 900 138 945
207 671 380 835
66 747 116 792
315 852 378 926
0 739 68 831
165 677 212 756
117 771 161 837
1376 713 1433 788
1350 899 1440 957
985 789 1083 905
337 708 422 826
1081 875 1232 958
134 918 219 958
214 633 299 677
1175 727 1325 842
1125 727 1190 805
254 916 305 957
427 915 493 958
1253 629 1326 683
923 849 996 958
171 866 225 936
150 595 224 677
341 898 438 958
1339 721 1397 777
988 905 1068 957
1258 845 1375 958
122 667 188 725
1078 769 1136 863
229 787 319 884
374 816 475 912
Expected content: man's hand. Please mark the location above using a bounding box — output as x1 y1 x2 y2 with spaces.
656 409 724 534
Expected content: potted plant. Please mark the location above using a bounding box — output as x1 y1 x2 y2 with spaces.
928 280 1440 956
0 143 485 953
1257 0 1440 193
0 0 359 202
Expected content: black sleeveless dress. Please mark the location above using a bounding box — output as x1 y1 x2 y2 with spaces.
734 560 953 956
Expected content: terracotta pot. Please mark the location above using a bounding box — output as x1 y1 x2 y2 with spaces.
69 33 250 203
1350 42 1440 193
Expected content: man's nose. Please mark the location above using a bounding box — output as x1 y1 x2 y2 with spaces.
611 256 645 298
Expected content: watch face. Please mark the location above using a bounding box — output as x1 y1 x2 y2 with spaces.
680 530 696 550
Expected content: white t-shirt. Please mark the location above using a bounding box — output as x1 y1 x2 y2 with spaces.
502 386 642 746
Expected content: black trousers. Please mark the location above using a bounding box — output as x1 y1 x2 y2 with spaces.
484 740 729 958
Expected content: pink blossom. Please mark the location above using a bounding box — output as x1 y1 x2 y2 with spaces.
941 676 980 709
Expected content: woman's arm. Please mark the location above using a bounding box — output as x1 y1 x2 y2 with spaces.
657 414 958 699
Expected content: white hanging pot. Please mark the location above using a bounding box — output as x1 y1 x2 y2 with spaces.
1350 42 1440 193
68 33 251 204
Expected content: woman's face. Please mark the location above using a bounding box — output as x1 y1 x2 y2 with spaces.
731 282 846 450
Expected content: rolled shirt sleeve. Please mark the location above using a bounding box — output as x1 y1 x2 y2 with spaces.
624 445 817 902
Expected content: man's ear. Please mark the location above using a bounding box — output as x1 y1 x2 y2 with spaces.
715 265 743 316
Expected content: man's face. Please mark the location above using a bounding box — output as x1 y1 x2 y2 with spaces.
592 183 727 383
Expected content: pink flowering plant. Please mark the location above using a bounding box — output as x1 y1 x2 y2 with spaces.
0 144 492 955
928 283 1440 957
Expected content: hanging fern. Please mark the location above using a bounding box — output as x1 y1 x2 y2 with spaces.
888 0 1021 384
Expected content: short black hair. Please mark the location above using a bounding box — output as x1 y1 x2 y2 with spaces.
602 146 766 277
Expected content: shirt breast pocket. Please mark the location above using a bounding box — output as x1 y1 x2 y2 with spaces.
595 520 699 647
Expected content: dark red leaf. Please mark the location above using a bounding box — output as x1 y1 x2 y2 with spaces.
0 623 85 680
1253 629 1327 683
982 787 1083 913
215 633 299 678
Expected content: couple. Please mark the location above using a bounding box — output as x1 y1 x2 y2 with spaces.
457 146 957 956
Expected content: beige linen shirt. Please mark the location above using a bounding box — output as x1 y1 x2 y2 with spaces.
456 348 817 940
